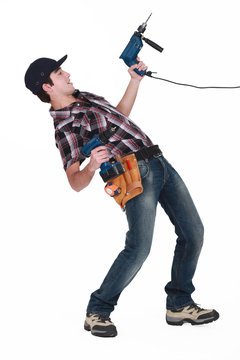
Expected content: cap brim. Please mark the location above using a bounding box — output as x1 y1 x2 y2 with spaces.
57 54 68 67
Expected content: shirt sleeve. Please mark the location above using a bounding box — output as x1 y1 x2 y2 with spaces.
55 128 86 171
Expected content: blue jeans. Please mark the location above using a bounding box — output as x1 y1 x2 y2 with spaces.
87 155 204 314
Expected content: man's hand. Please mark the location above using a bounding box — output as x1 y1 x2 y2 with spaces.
128 57 148 82
66 146 109 192
88 146 110 172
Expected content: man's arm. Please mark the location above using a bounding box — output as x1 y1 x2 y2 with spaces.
66 146 109 192
115 58 147 117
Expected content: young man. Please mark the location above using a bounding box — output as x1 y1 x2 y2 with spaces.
25 55 219 337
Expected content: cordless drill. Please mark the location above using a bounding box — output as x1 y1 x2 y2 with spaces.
81 127 125 182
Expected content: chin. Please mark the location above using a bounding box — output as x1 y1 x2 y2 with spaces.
66 86 75 95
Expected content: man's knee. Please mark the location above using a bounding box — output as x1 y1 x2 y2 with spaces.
189 222 204 255
124 242 151 266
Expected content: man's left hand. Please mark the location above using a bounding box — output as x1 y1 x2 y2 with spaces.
128 57 148 81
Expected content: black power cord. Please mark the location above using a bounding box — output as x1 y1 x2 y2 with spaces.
146 71 240 89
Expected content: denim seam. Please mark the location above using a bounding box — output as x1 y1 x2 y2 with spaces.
157 158 168 192
161 196 189 292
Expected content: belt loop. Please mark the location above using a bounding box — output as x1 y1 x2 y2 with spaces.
141 147 148 160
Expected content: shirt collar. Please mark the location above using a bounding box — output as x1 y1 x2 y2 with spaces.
49 90 92 127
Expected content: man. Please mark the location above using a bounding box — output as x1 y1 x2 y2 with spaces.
25 54 219 337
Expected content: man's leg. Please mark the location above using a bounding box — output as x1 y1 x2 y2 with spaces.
158 157 219 325
85 158 163 336
158 157 204 310
86 158 163 316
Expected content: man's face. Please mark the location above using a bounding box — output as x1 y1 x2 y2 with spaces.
49 67 75 97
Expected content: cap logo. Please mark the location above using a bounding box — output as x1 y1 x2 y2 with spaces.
41 72 45 76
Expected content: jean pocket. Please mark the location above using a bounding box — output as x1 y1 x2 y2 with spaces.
138 160 149 179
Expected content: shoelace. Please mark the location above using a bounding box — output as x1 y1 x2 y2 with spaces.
95 314 112 324
187 303 204 313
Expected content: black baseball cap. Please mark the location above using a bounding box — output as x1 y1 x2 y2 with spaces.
24 55 68 95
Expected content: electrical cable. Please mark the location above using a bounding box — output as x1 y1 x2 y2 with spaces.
146 71 240 89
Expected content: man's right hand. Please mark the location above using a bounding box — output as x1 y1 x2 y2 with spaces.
66 146 109 192
88 146 110 172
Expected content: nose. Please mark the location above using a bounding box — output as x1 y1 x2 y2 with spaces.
63 70 70 78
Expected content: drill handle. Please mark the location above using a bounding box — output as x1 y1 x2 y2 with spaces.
142 36 164 53
127 59 146 76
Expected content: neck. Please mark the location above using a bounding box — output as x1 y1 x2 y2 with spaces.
51 94 77 110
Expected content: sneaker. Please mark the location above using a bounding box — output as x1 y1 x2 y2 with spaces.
166 303 219 326
84 313 118 337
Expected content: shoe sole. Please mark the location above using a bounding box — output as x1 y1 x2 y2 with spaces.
166 312 219 326
84 322 117 337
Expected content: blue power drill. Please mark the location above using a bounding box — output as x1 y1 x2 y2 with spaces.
81 127 125 182
119 13 164 76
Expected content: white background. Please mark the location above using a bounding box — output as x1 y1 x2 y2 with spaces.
1 0 240 359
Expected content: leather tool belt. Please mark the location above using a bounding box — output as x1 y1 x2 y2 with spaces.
105 145 162 210
134 145 162 161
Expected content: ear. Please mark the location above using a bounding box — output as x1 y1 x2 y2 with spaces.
42 83 53 93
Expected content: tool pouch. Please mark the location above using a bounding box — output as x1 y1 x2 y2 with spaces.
106 153 143 209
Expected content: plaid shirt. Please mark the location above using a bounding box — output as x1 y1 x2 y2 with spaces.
50 90 154 170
